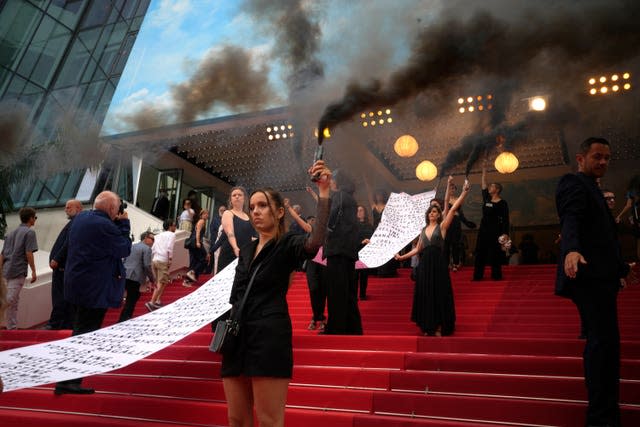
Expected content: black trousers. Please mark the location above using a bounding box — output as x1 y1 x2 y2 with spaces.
57 305 108 387
47 269 74 329
118 279 141 322
473 233 503 280
188 246 208 278
571 283 621 427
357 269 369 299
324 255 362 335
305 261 326 322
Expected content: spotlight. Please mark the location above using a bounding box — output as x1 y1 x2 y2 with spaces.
457 94 493 113
586 72 632 95
528 96 547 111
361 108 393 128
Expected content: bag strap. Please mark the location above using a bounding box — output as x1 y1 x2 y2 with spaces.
230 261 262 324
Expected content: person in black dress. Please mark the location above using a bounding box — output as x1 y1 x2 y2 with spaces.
185 209 209 284
220 160 332 427
473 161 510 280
396 176 471 336
356 205 374 300
322 170 362 335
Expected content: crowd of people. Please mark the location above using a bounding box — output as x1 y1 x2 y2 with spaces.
1 140 638 426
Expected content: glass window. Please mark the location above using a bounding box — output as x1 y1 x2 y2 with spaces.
0 1 42 70
121 0 139 20
16 80 45 121
111 32 136 75
94 79 115 122
35 95 64 140
54 38 90 88
30 20 71 87
99 21 127 75
18 15 71 87
47 0 88 29
78 27 102 52
4 74 27 99
136 0 151 17
79 79 105 114
51 86 82 109
43 173 68 199
61 169 85 200
75 168 98 202
81 57 98 83
80 2 112 29
0 66 12 95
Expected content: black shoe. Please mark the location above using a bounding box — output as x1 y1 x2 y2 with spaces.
54 384 95 395
359 295 367 300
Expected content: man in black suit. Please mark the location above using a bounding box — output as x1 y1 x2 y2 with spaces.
151 189 170 220
556 137 636 427
46 199 83 329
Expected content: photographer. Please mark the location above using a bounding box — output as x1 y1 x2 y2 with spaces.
54 191 131 395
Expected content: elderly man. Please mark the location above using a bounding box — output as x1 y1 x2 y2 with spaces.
46 199 83 330
54 191 131 395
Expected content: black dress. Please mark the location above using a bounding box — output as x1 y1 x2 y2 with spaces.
220 233 314 378
217 214 256 272
412 224 456 336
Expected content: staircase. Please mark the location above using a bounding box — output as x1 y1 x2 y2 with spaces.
1 265 639 426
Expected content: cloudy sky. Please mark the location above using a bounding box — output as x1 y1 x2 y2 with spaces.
102 0 430 134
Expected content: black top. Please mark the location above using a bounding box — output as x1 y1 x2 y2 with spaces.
357 220 374 250
479 188 510 237
217 214 257 272
324 190 359 260
220 232 316 378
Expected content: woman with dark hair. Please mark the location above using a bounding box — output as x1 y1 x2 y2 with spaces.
395 176 471 336
356 205 374 300
185 209 209 284
322 170 362 335
220 160 331 427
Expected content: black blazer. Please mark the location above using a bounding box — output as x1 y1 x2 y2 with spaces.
555 172 629 297
324 189 359 260
49 220 71 268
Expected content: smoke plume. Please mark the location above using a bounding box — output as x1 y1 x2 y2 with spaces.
243 0 324 94
316 0 640 162
172 45 275 123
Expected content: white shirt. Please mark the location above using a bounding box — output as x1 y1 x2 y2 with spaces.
152 230 175 263
179 208 194 224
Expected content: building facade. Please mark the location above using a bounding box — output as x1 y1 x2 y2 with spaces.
0 0 151 211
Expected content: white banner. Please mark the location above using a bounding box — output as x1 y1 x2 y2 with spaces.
0 260 238 393
357 190 435 268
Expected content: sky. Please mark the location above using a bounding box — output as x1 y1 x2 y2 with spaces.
102 0 426 135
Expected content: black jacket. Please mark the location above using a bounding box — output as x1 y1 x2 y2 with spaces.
323 190 359 260
555 172 629 297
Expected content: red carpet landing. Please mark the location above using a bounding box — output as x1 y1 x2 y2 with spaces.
1 265 639 426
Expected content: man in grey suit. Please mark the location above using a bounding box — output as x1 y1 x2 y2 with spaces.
556 137 637 427
118 231 155 322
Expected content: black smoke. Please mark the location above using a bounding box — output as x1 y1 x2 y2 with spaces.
315 0 640 167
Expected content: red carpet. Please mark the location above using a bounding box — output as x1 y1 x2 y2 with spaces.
1 265 640 426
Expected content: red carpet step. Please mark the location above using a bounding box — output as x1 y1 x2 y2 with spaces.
1 264 639 426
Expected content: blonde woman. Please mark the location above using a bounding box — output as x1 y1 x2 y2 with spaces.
217 187 256 273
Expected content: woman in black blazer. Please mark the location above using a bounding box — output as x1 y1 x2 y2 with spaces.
220 160 332 427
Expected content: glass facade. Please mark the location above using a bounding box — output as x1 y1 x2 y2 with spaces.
0 0 150 208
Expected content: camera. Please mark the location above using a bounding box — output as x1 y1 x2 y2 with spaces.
118 201 128 215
